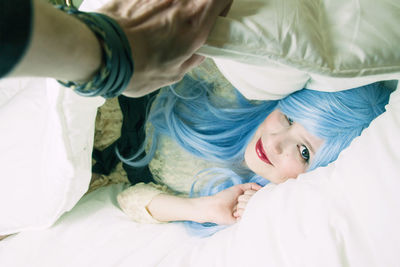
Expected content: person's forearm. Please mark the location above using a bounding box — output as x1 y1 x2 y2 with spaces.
146 194 214 223
9 0 101 82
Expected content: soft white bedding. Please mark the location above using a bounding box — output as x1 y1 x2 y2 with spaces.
1 87 400 267
200 0 400 100
0 78 103 235
1 0 398 236
1 0 400 265
0 184 196 267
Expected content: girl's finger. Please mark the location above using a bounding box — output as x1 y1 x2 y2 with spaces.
239 183 262 192
235 207 245 218
236 201 248 210
238 194 252 203
244 189 257 196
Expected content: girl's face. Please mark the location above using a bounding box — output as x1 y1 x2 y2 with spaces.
245 109 324 184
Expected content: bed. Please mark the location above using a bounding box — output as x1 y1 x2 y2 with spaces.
1 0 400 266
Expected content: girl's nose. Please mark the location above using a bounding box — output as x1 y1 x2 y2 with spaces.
270 132 284 155
270 130 293 156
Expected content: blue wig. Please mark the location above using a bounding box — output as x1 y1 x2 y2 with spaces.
120 75 392 236
278 85 391 171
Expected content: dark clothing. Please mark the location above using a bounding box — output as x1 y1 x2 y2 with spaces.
0 0 32 77
92 94 156 185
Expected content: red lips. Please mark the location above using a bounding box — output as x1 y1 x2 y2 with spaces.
256 138 272 165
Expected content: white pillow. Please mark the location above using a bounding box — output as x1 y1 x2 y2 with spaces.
0 78 103 235
198 0 400 99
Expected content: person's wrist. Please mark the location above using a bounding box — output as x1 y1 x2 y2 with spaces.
8 0 102 82
53 0 102 81
55 5 134 98
190 196 216 224
71 20 103 82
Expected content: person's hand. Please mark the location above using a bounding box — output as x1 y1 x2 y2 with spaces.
207 183 261 225
233 188 259 220
99 0 232 97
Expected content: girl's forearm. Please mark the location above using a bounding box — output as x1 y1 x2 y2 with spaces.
9 0 102 82
146 194 214 223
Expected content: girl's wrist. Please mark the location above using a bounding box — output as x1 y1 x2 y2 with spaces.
190 196 217 224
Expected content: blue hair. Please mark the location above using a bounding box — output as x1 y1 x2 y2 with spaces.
278 84 391 171
120 75 392 237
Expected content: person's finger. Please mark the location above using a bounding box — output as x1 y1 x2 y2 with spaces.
233 204 239 217
243 189 258 196
235 207 245 218
236 201 248 210
239 183 262 192
233 208 244 220
238 194 252 203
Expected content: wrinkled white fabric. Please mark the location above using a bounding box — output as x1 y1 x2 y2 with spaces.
199 0 400 99
1 82 399 267
0 78 103 235
1 0 400 263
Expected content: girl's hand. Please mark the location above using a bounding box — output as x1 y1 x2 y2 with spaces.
207 183 261 225
233 189 259 220
144 183 261 225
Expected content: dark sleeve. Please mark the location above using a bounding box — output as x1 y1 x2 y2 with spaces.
0 0 33 77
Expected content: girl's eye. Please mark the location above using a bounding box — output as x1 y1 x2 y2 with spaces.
300 145 310 163
285 115 294 125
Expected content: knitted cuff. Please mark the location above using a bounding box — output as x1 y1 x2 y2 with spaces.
117 182 170 224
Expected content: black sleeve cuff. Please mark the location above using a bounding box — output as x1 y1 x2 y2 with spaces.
0 0 33 77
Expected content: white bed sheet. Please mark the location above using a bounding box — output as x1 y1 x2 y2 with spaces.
0 184 198 267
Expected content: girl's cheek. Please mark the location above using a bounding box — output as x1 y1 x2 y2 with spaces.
282 159 304 178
